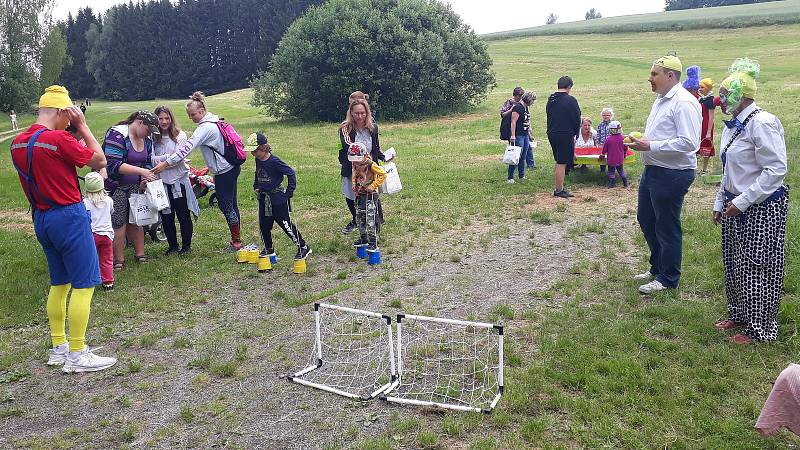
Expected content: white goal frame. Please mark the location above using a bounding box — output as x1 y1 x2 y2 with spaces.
381 313 504 413
288 302 398 400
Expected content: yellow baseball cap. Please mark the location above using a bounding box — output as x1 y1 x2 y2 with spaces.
39 85 73 109
653 55 683 73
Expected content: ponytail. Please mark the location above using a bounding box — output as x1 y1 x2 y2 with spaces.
187 91 207 111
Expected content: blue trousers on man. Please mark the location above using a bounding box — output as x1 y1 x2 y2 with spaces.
637 165 695 288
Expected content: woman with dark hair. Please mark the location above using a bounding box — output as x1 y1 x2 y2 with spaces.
153 91 242 252
151 105 198 255
338 99 384 233
102 110 159 268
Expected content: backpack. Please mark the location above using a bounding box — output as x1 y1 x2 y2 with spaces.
205 119 246 166
500 111 512 141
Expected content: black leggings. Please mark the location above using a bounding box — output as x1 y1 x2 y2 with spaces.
259 193 305 251
215 165 241 226
161 183 193 249
346 198 356 221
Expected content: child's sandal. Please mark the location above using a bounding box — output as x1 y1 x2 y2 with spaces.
134 255 148 263
113 261 125 271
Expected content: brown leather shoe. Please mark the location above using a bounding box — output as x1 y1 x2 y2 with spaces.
713 320 741 330
727 334 753 345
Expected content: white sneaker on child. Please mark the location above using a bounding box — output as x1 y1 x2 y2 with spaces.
62 346 117 373
507 179 515 184
47 342 69 366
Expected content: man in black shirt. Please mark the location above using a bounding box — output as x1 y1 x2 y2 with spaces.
546 76 581 198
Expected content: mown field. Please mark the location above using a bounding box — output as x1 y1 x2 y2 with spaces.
1 22 799 449
483 0 800 39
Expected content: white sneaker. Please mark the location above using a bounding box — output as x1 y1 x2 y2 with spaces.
633 270 653 280
47 343 69 366
639 280 667 294
507 179 515 184
62 346 117 373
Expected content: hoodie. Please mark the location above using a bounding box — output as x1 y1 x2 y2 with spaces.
546 91 581 136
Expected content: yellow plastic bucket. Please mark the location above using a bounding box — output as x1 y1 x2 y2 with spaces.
237 249 248 263
292 258 307 274
247 249 259 264
257 255 272 272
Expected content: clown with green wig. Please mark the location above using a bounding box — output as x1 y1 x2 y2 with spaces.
711 58 789 344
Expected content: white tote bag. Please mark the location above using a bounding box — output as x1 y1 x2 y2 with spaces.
380 162 403 194
128 193 159 226
145 179 170 211
502 144 521 165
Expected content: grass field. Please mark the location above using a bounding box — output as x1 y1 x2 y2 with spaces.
1 22 800 449
483 0 800 39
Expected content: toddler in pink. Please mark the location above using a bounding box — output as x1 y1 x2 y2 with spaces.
83 172 114 290
601 120 628 188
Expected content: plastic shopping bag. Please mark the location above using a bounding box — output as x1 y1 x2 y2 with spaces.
502 144 521 165
380 161 402 194
145 179 170 211
128 193 159 226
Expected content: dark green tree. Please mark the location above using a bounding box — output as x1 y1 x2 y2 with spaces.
251 0 496 121
61 8 100 98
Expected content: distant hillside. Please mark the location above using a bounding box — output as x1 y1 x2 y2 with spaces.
483 0 800 39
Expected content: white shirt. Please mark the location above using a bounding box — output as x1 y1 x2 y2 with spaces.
84 198 114 239
575 129 597 147
713 102 787 213
642 83 702 170
152 131 189 185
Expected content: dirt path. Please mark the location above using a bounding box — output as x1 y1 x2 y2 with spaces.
1 183 667 449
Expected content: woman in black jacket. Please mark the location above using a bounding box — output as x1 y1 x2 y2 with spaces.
338 99 384 233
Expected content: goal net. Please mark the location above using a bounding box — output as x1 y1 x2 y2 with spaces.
381 314 504 413
288 303 397 400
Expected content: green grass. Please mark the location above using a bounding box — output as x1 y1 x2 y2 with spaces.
483 0 800 39
1 20 799 449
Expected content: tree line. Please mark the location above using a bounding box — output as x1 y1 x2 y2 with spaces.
1 0 323 111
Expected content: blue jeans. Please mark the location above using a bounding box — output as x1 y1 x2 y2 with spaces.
637 166 695 288
507 135 531 179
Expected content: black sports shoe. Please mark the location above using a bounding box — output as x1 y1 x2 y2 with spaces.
553 189 574 198
165 247 179 256
367 243 378 252
295 245 312 260
260 248 275 257
353 238 367 247
102 283 114 291
178 247 192 255
341 221 357 234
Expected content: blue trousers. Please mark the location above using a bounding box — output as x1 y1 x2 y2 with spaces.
507 134 531 179
637 166 695 288
34 202 100 288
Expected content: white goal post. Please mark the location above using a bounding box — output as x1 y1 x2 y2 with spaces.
288 303 398 400
381 313 504 413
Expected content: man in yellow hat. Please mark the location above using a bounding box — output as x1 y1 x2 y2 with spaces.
626 55 702 294
10 85 117 372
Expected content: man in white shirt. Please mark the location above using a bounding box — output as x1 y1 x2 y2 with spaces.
627 55 702 294
710 58 787 344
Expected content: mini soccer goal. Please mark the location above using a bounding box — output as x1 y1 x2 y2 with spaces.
381 314 504 413
288 303 397 400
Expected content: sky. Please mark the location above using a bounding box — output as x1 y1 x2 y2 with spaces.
53 0 667 34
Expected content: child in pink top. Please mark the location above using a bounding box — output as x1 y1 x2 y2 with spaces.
601 121 628 188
